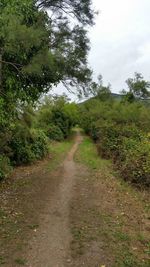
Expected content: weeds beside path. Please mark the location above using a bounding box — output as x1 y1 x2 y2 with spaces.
0 131 149 267
70 135 150 267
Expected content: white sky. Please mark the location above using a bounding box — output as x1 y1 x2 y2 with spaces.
88 0 150 92
53 0 150 98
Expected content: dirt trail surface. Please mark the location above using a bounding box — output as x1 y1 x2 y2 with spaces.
0 131 150 267
26 132 83 267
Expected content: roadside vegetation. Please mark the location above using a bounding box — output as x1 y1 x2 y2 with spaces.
79 73 150 188
73 135 150 267
1 1 150 191
0 0 93 180
0 94 79 180
1 1 150 266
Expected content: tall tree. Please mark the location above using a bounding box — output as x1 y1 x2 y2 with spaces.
36 0 94 25
126 72 150 100
0 0 94 104
90 74 112 101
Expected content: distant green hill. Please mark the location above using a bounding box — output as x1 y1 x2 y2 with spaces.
79 93 150 105
111 93 122 100
111 93 150 104
111 93 122 99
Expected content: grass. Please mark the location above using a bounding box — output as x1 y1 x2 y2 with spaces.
14 258 26 265
47 138 74 171
27 223 39 230
75 136 111 170
0 256 6 265
73 134 150 267
114 250 150 267
113 231 130 241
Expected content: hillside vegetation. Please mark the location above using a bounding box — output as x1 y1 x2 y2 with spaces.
80 95 150 187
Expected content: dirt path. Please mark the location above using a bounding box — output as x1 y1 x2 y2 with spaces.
0 131 149 267
26 131 83 267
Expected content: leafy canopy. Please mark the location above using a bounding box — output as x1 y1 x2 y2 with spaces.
126 72 150 100
0 0 95 103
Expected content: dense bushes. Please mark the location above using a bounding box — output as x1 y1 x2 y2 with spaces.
46 125 64 141
10 128 49 165
36 96 79 141
30 129 49 159
119 137 150 186
80 98 150 187
0 96 79 179
9 110 49 165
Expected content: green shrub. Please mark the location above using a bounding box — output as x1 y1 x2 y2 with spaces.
113 125 142 162
0 156 12 180
80 97 150 187
10 124 49 165
31 129 49 159
96 122 121 159
95 123 150 186
11 142 35 165
10 123 32 165
89 121 101 141
36 96 77 140
0 96 78 180
46 124 64 141
119 138 150 187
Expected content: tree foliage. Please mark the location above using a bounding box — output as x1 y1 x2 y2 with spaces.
36 0 95 25
125 72 150 100
0 0 94 103
90 74 112 101
0 0 94 178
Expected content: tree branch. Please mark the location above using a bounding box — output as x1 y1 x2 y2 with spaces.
0 60 23 72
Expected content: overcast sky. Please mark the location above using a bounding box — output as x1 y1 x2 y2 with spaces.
53 0 150 99
88 0 150 92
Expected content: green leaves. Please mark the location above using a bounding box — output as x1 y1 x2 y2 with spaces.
80 95 150 188
0 0 94 180
126 72 150 100
1 0 94 104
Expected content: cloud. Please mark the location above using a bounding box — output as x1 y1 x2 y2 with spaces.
88 0 150 92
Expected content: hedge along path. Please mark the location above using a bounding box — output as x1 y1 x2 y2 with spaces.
26 130 83 267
